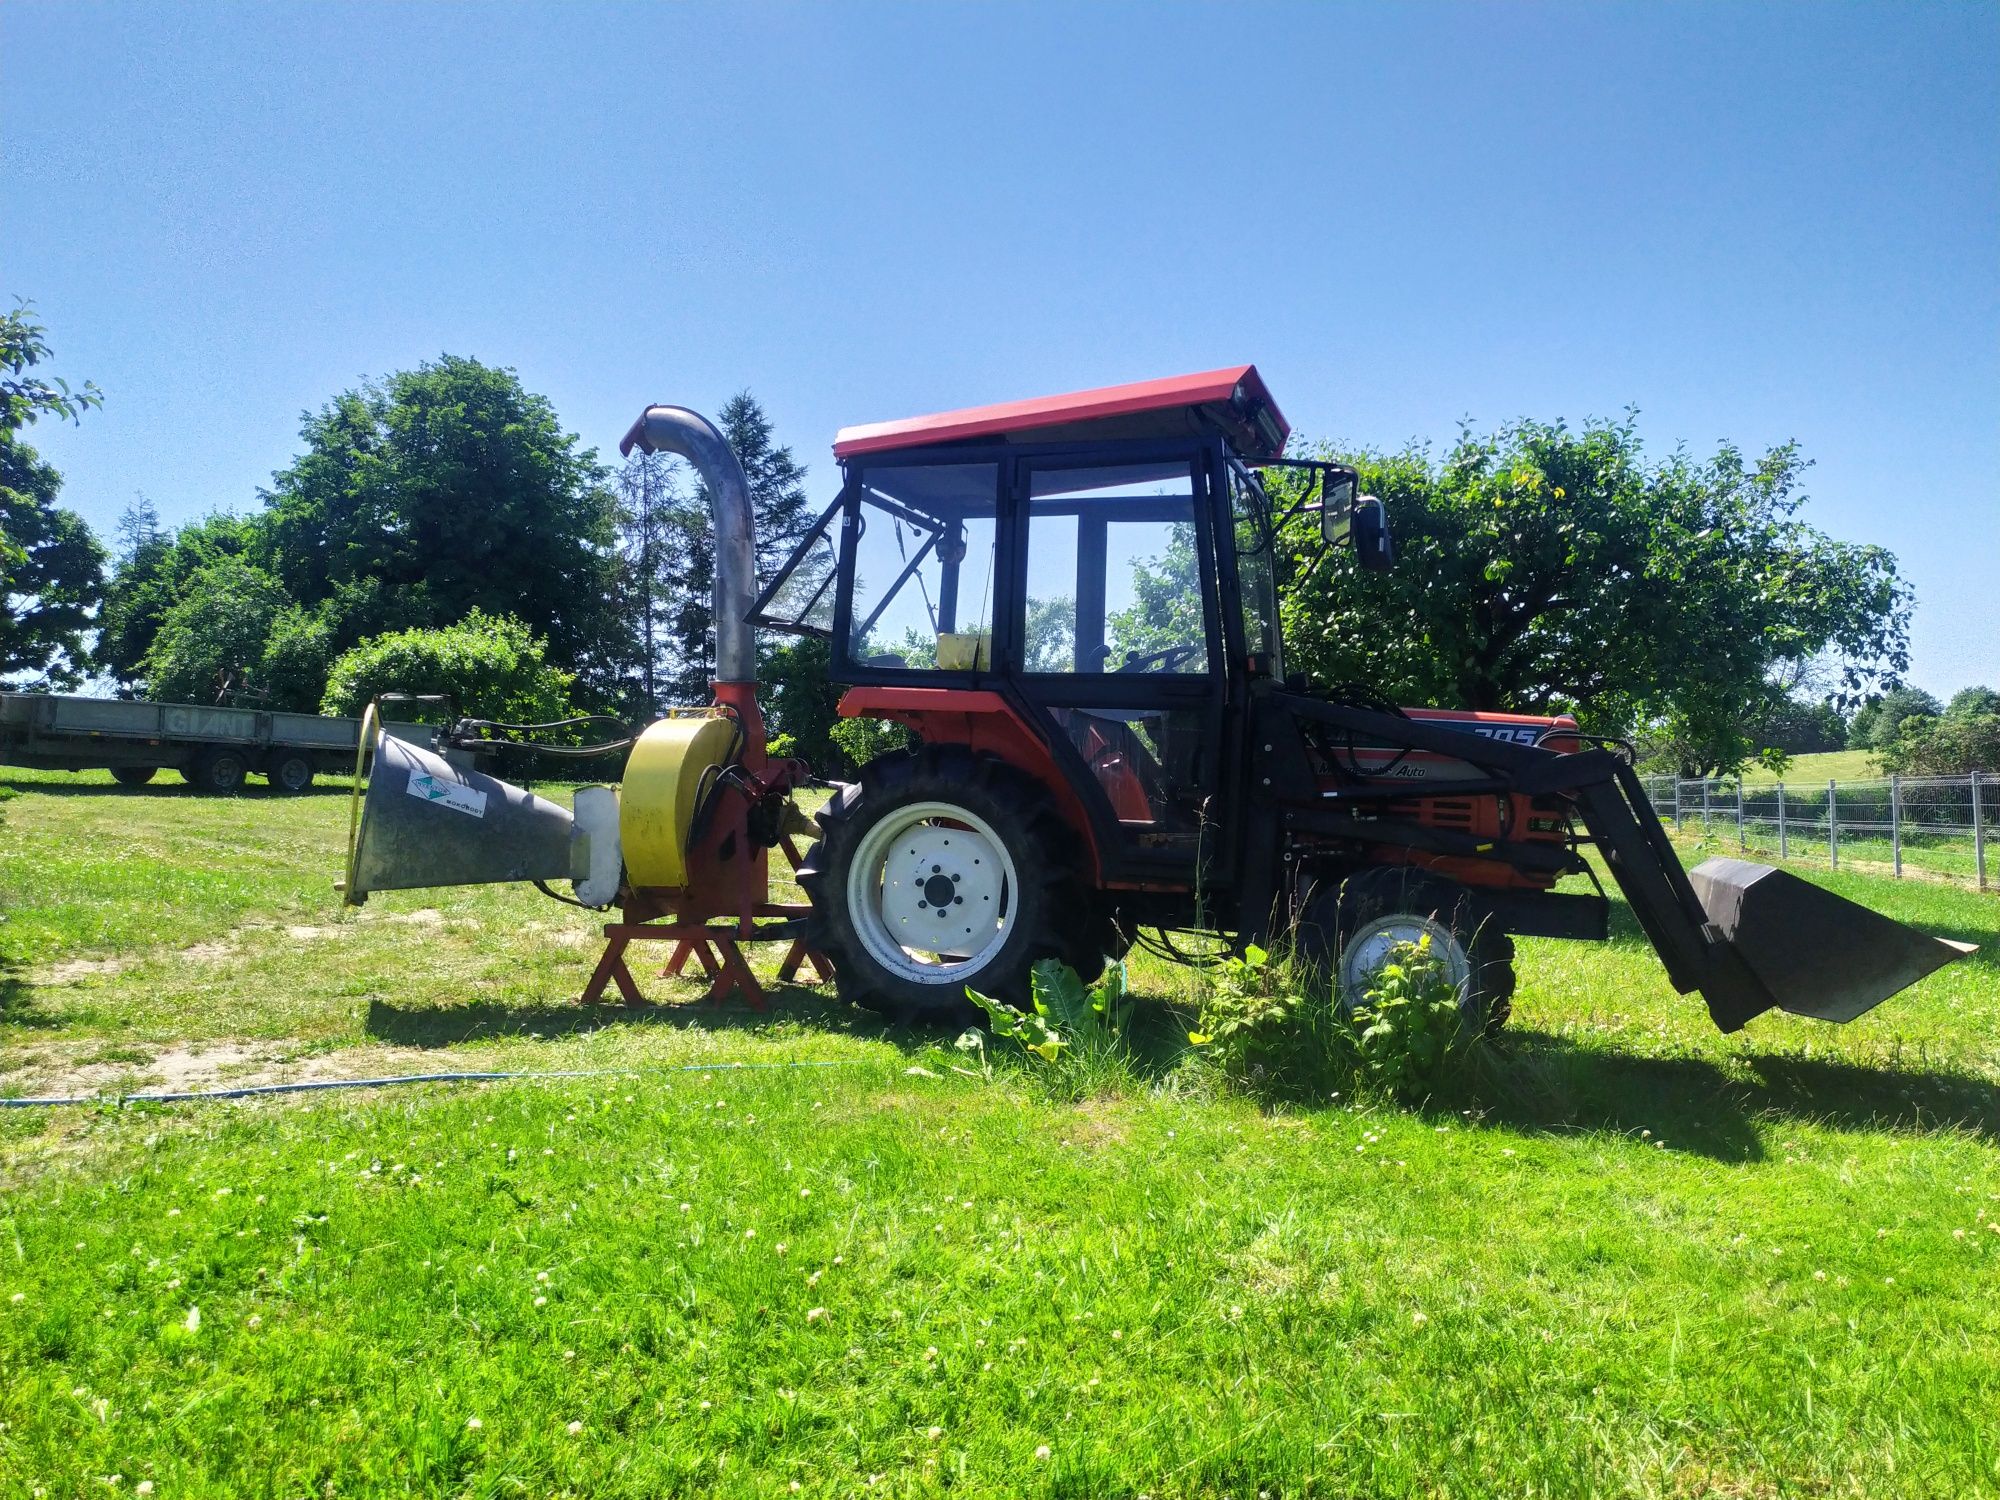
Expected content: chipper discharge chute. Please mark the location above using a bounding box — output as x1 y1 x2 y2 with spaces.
335 367 1972 1034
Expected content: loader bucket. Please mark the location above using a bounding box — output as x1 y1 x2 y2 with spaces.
1689 857 1975 1025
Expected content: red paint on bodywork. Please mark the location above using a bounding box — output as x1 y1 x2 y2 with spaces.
832 365 1288 460
837 685 1105 880
1320 709 1583 892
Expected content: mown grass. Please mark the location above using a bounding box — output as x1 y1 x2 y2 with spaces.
2 768 1998 1497
1737 749 1883 784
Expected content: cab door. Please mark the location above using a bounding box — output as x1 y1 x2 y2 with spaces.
1007 447 1229 883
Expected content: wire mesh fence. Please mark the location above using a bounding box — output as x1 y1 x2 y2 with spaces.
1636 772 1994 891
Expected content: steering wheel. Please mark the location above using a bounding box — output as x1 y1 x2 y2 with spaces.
1115 643 1201 674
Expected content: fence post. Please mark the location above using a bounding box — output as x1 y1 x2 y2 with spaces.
1777 781 1787 859
1975 773 1987 894
1828 778 1838 871
1890 774 1901 878
1673 779 1683 830
1702 779 1712 834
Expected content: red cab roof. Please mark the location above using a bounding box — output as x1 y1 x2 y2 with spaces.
832 364 1290 461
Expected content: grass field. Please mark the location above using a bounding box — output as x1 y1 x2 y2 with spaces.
1736 749 1883 785
3 768 1997 1497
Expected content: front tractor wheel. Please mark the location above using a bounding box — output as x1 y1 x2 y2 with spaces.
800 747 1097 1024
1295 868 1516 1037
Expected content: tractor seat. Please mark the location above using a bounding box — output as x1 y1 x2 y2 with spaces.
1060 708 1181 824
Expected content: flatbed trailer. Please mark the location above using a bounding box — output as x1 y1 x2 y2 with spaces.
0 692 424 794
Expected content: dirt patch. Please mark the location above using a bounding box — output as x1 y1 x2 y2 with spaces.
179 941 234 961
356 908 446 928
35 958 126 984
1064 1098 1131 1148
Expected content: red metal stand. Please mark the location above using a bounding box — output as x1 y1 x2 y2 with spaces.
577 825 830 1012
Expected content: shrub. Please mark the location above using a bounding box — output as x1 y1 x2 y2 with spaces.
320 610 574 723
1185 944 1306 1079
827 716 913 776
257 603 335 712
1879 712 2000 776
1344 936 1475 1100
139 555 288 705
968 958 1132 1062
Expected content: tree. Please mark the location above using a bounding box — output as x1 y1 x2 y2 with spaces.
1 304 106 686
659 392 814 704
1273 416 1912 775
1880 712 2000 776
97 513 264 689
1748 695 1848 756
320 611 575 723
612 449 685 718
261 355 625 697
138 555 289 705
1945 685 1999 721
1862 685 1942 750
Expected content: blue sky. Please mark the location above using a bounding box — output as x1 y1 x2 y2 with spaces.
6 0 1995 696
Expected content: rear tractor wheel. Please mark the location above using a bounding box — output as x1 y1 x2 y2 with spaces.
1295 867 1516 1037
799 746 1099 1024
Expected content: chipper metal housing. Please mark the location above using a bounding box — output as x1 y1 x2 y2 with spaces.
341 367 1972 1030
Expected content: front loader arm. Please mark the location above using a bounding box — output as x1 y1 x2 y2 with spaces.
1261 691 1971 1031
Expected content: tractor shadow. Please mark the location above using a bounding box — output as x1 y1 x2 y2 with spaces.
0 775 353 800
363 983 884 1050
1455 1028 2000 1163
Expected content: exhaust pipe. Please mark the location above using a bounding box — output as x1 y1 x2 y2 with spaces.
619 406 759 690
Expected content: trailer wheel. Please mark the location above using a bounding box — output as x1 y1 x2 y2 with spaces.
110 765 158 787
800 746 1096 1024
268 753 315 793
1294 868 1515 1037
186 747 250 795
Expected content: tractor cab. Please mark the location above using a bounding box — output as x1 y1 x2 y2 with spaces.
752 365 1373 886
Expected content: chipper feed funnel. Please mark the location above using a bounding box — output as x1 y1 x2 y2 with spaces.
343 734 575 901
1689 856 1976 1025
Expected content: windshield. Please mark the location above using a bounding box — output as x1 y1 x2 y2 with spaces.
1228 461 1284 678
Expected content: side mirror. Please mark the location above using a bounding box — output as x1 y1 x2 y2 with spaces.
1352 496 1394 571
1318 472 1360 545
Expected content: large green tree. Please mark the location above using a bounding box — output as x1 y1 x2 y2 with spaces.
1271 416 1910 775
96 511 264 689
260 355 624 692
138 554 290 705
1 304 106 686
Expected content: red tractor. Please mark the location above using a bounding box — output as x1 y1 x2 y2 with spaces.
343 367 1967 1033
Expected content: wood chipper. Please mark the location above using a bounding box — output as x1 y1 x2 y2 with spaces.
339 368 1971 1031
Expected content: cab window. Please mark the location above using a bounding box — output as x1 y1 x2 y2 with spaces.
844 462 1000 669
1021 460 1210 676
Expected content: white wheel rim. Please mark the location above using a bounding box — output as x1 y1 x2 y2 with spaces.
846 800 1018 985
1338 914 1473 1014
